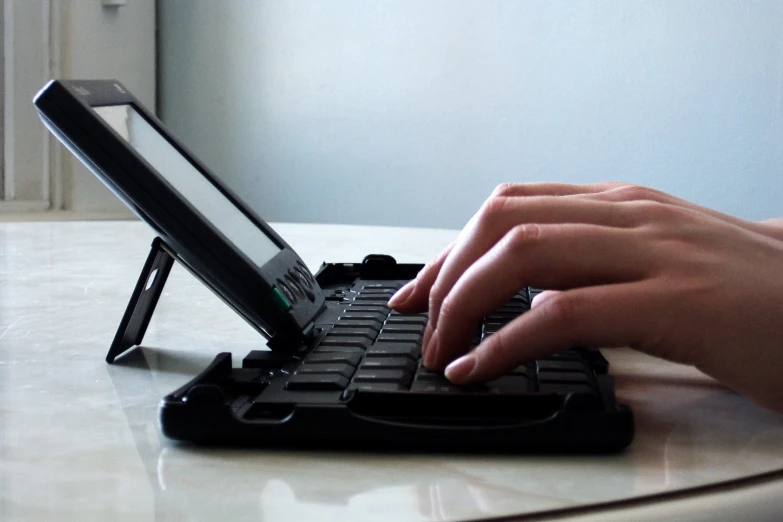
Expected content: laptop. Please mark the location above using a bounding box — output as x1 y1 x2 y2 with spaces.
34 79 634 452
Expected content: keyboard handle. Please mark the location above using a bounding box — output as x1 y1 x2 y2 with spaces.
344 389 602 429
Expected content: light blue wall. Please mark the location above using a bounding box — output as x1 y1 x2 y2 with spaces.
158 0 783 229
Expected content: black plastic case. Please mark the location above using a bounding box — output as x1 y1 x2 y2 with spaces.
159 258 634 453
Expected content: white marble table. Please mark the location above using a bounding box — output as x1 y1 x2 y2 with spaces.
2 220 783 521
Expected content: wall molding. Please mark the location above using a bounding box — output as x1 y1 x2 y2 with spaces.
0 199 48 213
2 0 58 209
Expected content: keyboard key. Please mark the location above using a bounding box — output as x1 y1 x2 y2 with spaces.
385 316 428 326
341 311 388 322
242 350 290 369
347 382 404 394
379 324 426 335
313 346 366 355
353 369 412 386
483 323 503 335
232 368 273 386
357 288 396 296
485 312 522 322
509 365 535 378
296 364 355 379
536 360 588 373
286 374 349 391
538 371 593 386
410 380 468 394
327 326 377 340
352 296 392 305
360 357 417 373
347 305 390 314
389 310 428 317
335 318 384 330
304 352 362 366
361 283 402 290
367 342 420 360
376 333 422 343
413 369 445 382
484 375 533 394
320 336 372 349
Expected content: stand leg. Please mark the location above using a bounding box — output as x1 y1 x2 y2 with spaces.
106 238 175 363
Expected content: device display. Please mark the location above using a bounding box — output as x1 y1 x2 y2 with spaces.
93 104 281 269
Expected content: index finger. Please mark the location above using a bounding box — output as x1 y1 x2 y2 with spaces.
444 282 651 384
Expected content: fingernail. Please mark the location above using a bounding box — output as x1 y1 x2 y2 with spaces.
387 281 415 308
423 332 439 368
445 354 476 383
531 290 555 308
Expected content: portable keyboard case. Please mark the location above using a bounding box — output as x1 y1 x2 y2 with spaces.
34 79 634 453
159 256 634 452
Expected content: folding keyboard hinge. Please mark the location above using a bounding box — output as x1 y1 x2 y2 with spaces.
266 322 313 353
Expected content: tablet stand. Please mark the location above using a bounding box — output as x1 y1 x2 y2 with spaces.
106 237 175 363
105 241 406 363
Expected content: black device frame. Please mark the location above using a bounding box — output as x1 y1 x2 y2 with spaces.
34 80 326 355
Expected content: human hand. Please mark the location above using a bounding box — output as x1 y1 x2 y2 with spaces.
388 182 783 412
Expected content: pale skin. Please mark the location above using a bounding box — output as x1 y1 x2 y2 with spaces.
388 182 783 412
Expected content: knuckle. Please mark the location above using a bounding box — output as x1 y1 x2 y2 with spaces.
490 182 519 199
504 223 543 252
629 200 692 225
479 195 512 223
541 293 580 333
612 184 662 203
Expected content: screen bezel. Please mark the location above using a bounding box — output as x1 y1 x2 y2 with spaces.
34 79 325 344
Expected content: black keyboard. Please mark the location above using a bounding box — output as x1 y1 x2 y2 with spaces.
284 281 601 399
161 277 633 452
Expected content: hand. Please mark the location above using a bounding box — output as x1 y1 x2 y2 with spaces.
388 182 783 412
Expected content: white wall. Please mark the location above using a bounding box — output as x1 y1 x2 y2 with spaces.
159 0 783 229
1 0 155 215
59 0 155 213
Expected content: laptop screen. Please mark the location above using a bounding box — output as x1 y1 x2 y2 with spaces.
94 104 281 268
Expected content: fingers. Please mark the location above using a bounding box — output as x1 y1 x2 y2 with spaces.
531 290 561 308
488 181 623 198
426 196 636 320
387 240 456 313
390 183 627 313
389 183 631 316
443 283 649 384
418 197 640 363
425 223 649 369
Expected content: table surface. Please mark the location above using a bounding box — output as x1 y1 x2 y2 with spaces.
2 220 783 522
